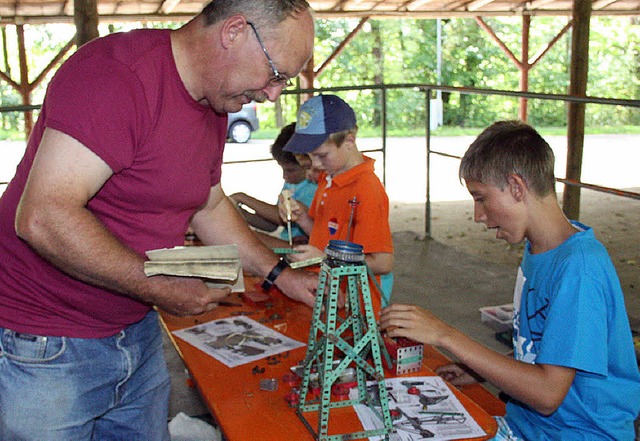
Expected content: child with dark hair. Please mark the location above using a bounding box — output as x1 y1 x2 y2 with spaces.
230 123 317 246
380 120 640 440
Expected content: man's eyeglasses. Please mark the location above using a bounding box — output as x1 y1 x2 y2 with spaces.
247 22 294 89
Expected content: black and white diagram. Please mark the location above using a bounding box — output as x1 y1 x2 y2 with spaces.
173 316 305 368
351 376 486 441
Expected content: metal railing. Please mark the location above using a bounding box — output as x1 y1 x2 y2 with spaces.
2 83 639 237
281 83 640 236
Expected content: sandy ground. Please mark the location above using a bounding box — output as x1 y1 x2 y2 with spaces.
2 137 637 424
217 134 640 326
390 192 640 327
1 135 638 324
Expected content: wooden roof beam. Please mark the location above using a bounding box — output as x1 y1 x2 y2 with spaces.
529 19 572 66
475 16 523 68
527 0 557 8
401 0 436 12
63 0 73 16
158 0 182 15
592 0 619 9
314 16 369 76
331 0 352 10
466 0 496 11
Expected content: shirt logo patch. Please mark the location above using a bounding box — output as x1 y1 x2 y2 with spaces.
328 217 339 236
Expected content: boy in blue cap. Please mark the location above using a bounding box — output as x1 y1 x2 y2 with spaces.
380 121 640 440
280 94 394 308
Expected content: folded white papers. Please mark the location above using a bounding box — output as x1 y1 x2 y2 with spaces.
144 244 245 292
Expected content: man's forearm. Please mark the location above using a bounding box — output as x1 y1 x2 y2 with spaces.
192 190 280 279
16 202 158 302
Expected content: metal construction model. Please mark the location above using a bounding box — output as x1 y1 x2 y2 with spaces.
297 239 394 440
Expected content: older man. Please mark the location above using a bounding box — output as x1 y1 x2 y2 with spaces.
0 1 316 439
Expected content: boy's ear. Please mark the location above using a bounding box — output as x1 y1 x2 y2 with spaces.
507 173 527 202
339 133 357 149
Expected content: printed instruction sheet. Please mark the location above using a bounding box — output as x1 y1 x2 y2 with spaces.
173 316 305 368
351 376 486 441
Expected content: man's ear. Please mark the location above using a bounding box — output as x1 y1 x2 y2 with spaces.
507 173 527 202
220 15 248 49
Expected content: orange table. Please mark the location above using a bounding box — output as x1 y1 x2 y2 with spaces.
159 277 503 440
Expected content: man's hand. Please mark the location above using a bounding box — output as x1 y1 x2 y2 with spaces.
149 276 233 316
274 268 318 308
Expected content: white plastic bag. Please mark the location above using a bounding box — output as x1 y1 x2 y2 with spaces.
168 412 221 441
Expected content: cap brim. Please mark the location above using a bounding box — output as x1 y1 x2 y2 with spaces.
283 132 328 154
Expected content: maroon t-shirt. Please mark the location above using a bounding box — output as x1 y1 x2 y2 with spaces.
0 29 226 337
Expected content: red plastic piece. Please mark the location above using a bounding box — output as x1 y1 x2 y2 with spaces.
331 384 350 400
242 290 272 306
284 391 300 407
282 373 299 387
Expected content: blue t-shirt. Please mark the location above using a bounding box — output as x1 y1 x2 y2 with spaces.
279 179 317 240
505 221 640 440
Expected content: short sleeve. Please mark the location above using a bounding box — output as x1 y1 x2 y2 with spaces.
536 262 609 376
44 51 149 173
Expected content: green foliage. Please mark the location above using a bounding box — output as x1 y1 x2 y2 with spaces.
0 16 639 140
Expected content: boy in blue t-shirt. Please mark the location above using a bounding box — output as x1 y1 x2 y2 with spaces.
230 123 317 247
380 121 640 440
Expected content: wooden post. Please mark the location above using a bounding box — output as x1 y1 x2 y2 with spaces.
16 25 33 138
299 53 314 103
519 15 530 122
563 0 592 221
74 0 100 47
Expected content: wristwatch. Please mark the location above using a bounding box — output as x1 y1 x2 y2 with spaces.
261 258 290 292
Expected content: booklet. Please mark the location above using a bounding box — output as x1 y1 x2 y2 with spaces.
144 244 244 292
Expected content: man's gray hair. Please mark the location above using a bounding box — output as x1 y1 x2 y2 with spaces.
201 0 310 31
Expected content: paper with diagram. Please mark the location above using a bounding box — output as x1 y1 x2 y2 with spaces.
172 316 305 368
351 376 486 441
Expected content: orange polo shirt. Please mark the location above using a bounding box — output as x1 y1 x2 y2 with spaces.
308 156 393 313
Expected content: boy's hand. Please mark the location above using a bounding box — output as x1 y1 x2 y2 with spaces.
277 194 305 222
435 363 483 386
379 303 454 347
286 244 324 262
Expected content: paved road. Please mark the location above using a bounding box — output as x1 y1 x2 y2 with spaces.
220 134 640 204
2 134 639 203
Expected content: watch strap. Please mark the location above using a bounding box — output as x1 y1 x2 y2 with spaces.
261 258 289 292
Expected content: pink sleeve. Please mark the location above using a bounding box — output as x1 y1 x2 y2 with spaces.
44 54 150 173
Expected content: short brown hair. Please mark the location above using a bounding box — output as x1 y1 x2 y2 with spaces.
328 126 358 147
271 123 298 165
459 120 556 196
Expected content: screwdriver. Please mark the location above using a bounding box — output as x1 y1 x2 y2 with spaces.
281 189 293 248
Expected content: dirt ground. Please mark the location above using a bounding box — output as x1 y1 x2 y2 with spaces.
2 136 638 325
389 189 640 327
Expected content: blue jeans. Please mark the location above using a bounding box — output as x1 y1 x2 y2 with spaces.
0 310 170 441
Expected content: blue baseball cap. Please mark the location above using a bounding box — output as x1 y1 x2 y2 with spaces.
284 94 356 154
